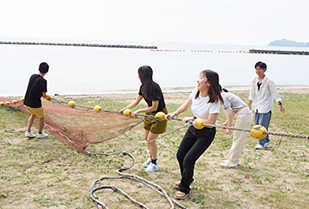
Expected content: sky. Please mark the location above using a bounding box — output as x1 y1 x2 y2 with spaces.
0 0 308 46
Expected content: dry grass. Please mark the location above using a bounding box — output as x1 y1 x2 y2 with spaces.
1 90 309 209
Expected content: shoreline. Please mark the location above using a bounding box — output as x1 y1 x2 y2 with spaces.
4 87 309 105
46 87 309 105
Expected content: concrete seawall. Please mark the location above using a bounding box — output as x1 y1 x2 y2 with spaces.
0 41 157 49
249 49 309 55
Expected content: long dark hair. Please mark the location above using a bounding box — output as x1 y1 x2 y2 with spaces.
195 70 224 104
138 65 161 100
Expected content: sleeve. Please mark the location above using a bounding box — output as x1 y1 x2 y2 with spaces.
153 85 161 101
138 85 143 96
222 94 231 109
43 80 47 93
248 77 255 101
189 88 197 100
209 101 221 114
268 80 281 102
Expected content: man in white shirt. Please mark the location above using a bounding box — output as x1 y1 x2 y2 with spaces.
248 61 285 149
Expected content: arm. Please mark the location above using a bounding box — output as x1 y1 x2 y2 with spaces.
119 95 143 114
248 100 252 110
248 78 255 110
42 92 46 98
165 98 192 120
203 113 219 128
222 107 233 134
133 100 159 116
278 101 285 113
268 80 285 113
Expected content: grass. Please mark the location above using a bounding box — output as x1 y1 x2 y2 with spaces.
0 92 309 209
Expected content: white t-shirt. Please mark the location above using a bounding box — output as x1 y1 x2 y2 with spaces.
189 88 221 121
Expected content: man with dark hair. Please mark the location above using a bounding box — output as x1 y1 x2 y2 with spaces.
248 61 285 149
23 62 49 139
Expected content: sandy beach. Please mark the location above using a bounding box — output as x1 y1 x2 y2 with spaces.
53 87 309 105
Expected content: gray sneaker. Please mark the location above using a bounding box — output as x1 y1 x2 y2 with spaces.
25 131 35 138
145 163 158 172
37 132 48 139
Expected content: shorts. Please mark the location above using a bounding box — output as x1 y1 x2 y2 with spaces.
144 107 168 134
24 105 45 118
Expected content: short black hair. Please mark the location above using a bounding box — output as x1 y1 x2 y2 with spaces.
39 62 49 73
254 61 267 71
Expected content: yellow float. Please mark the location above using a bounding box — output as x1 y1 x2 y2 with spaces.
68 101 76 108
94 105 102 113
250 125 267 139
155 111 165 120
123 109 132 117
193 118 205 130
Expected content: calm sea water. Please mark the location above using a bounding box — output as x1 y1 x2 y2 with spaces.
0 42 308 96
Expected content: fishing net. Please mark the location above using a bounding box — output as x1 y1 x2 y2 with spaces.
0 97 143 152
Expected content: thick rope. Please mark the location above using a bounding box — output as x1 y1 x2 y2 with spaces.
201 122 309 139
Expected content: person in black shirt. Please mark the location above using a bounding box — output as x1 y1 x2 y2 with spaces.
119 65 168 172
24 62 49 139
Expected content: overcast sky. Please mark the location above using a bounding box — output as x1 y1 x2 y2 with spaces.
0 0 308 46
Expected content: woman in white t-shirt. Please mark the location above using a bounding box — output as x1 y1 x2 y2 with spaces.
165 70 223 200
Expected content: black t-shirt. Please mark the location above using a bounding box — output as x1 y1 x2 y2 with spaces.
138 84 166 113
24 74 47 108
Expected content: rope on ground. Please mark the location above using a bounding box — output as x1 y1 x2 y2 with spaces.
88 151 187 209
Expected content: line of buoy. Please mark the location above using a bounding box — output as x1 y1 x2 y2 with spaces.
150 49 249 53
150 49 186 52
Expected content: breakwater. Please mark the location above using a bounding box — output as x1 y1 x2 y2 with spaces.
0 41 157 49
249 49 309 55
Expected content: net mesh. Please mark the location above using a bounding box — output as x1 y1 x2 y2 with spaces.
0 97 142 152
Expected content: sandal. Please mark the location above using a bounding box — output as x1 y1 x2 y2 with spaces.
175 191 188 200
174 181 194 188
174 181 181 187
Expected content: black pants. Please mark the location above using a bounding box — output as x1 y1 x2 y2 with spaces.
177 125 216 194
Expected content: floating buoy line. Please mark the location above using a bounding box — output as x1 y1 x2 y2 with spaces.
1 94 308 208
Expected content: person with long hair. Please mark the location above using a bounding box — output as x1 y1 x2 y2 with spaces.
165 69 223 199
220 87 253 168
119 65 168 172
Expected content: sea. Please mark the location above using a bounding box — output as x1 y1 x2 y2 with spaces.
0 42 308 97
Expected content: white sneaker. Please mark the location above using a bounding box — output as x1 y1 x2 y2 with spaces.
145 163 158 172
220 162 237 168
25 131 35 138
255 143 264 149
142 158 159 168
37 132 48 139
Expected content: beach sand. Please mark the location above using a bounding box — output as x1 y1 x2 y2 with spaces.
54 88 309 105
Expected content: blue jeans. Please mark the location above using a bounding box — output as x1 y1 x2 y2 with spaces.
254 111 272 145
177 125 216 194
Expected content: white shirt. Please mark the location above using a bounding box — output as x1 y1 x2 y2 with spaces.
249 75 281 113
189 88 221 121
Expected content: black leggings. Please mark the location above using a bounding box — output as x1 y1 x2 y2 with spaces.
177 125 216 194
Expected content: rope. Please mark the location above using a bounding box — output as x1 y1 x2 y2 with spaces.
88 151 187 209
201 122 309 139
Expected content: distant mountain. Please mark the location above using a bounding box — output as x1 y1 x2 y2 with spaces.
268 39 309 47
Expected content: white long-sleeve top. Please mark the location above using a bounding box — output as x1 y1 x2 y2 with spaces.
249 75 281 113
